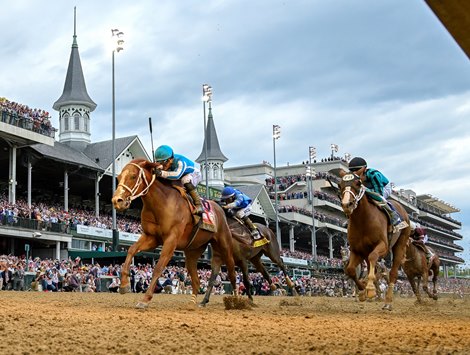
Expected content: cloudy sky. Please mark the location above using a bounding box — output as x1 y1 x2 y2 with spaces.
1 1 469 263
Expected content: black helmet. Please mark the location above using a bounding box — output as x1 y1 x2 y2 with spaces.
348 157 367 172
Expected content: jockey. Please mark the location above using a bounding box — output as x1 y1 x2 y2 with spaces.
153 145 204 215
220 186 262 243
348 157 407 232
412 224 433 261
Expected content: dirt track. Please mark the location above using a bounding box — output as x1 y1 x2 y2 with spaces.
1 292 469 354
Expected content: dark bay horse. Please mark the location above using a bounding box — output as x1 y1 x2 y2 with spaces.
402 239 440 302
338 170 410 310
200 218 296 306
112 159 237 308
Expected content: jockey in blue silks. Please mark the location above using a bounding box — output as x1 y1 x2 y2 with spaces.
220 186 263 243
153 145 203 215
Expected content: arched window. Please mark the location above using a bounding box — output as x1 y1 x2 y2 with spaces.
84 114 89 132
74 113 80 130
213 166 219 179
63 113 69 131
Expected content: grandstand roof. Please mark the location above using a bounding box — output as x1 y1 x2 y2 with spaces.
425 0 470 60
196 105 228 163
237 184 278 222
30 140 102 171
417 194 460 214
53 13 96 111
83 135 142 170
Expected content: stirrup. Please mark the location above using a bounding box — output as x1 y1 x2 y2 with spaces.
193 205 204 215
392 221 408 233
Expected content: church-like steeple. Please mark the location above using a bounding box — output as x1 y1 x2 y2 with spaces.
196 102 228 188
53 7 96 151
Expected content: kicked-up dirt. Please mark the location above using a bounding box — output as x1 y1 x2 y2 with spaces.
0 292 469 354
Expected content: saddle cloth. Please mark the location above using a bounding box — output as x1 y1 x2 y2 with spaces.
172 186 216 232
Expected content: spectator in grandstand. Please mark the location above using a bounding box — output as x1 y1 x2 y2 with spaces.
12 264 25 291
220 186 267 246
108 277 120 292
152 144 204 215
348 157 406 232
63 271 80 292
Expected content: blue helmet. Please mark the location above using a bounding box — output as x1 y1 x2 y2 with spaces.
221 186 237 200
154 145 174 162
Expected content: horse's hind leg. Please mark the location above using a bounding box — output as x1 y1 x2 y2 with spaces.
408 275 421 302
120 233 158 294
431 265 439 300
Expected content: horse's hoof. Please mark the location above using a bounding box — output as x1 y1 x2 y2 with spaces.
119 285 131 294
433 295 438 301
135 302 149 309
358 290 366 302
382 303 392 311
198 302 207 308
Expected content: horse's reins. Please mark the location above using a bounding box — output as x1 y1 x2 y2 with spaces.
117 163 156 201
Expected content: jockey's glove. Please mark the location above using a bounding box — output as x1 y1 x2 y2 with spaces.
224 202 236 209
153 169 169 178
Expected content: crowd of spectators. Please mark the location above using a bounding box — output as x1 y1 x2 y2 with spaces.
0 194 141 234
2 254 469 298
1 97 55 138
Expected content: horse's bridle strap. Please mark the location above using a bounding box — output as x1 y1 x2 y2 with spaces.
117 163 156 201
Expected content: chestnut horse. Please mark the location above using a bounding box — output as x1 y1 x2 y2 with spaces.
112 159 237 308
402 239 440 302
338 170 410 310
200 217 296 306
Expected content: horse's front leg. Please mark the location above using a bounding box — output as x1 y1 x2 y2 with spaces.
137 239 177 309
200 251 223 307
366 241 387 300
184 248 205 305
345 251 366 301
120 233 158 294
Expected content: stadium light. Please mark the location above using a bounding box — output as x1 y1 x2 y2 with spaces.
273 125 281 246
111 28 124 251
308 146 317 258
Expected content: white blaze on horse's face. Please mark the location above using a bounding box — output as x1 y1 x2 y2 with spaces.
340 174 358 216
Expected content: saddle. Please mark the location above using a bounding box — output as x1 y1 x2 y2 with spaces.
172 185 217 232
230 216 269 247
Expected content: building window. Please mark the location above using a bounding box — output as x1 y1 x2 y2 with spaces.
63 113 69 131
84 114 89 132
74 113 80 130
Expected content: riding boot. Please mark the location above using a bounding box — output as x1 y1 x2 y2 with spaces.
383 202 407 232
242 216 260 239
184 183 204 215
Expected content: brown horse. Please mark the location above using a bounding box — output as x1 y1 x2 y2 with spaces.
338 170 410 310
402 239 440 302
340 245 389 299
112 159 237 308
200 217 296 306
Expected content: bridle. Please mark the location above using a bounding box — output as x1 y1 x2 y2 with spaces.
341 173 366 214
117 163 156 202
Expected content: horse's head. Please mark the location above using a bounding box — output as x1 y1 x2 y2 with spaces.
340 245 350 262
112 159 157 212
338 169 366 217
